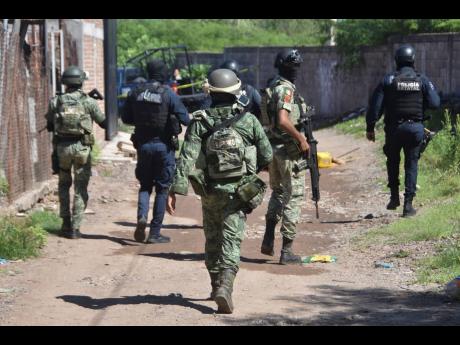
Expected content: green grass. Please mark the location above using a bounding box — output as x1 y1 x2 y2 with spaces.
417 240 460 284
0 211 61 260
362 198 460 245
0 216 47 260
0 165 8 197
335 115 384 140
27 210 62 235
0 176 8 197
337 112 460 284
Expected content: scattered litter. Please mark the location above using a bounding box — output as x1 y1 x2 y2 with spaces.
0 288 14 294
445 276 460 300
117 141 137 158
84 209 96 215
15 213 26 217
317 152 333 168
331 157 345 165
374 261 394 269
302 255 337 264
364 213 374 219
0 258 8 265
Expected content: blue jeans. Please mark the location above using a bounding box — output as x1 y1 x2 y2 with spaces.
135 139 175 236
384 122 424 198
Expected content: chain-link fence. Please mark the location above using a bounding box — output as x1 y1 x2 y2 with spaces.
0 20 52 202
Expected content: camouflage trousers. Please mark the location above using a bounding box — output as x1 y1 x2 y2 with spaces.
56 140 92 230
201 191 246 275
266 144 306 240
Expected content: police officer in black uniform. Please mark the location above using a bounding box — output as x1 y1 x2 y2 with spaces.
122 59 190 243
366 44 440 217
201 59 262 118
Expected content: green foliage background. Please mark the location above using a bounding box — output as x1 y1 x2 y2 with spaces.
335 19 460 67
117 19 332 65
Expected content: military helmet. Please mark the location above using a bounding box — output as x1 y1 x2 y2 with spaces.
207 68 241 95
220 59 240 75
395 44 415 66
274 49 303 68
61 66 87 86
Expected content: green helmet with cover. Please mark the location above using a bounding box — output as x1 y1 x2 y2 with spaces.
61 66 87 86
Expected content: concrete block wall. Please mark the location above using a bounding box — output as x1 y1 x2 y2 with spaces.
188 33 460 125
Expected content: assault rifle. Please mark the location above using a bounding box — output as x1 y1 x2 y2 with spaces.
88 88 104 100
293 102 320 219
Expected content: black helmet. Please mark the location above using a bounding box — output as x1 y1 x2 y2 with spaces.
395 44 415 67
207 68 241 95
274 49 303 68
220 59 240 75
61 66 86 86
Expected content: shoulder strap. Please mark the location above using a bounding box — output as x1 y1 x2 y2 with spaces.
202 112 246 142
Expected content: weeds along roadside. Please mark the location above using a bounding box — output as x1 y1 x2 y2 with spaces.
335 111 460 284
0 211 61 261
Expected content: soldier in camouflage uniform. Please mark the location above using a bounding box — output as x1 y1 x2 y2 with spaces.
167 69 272 314
46 66 106 239
260 49 310 265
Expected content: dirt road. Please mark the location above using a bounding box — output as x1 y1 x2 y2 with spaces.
1 128 459 325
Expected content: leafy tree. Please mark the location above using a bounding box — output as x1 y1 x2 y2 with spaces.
334 19 460 68
117 19 332 65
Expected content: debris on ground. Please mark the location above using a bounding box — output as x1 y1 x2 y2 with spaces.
0 259 8 265
374 261 394 269
302 255 337 264
117 141 136 158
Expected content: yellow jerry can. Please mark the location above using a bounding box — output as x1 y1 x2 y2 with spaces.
317 151 333 168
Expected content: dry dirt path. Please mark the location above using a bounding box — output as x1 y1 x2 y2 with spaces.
1 128 459 325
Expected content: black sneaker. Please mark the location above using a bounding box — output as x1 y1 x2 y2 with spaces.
134 217 147 242
146 234 171 244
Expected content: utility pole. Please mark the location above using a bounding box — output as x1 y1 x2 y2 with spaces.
103 19 118 141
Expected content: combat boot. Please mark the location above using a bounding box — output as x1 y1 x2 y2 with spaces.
386 188 400 210
402 196 417 217
279 237 303 265
134 216 147 242
260 219 277 256
208 272 220 300
215 268 236 314
60 216 78 239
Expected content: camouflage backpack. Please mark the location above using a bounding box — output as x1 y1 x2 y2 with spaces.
54 94 92 137
205 123 248 180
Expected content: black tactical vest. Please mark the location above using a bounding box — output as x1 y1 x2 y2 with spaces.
131 82 170 133
384 70 424 123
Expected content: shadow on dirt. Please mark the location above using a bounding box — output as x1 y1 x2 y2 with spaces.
81 234 139 246
56 293 215 314
222 285 460 325
113 221 202 230
141 252 271 265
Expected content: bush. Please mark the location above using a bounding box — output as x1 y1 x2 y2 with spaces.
0 216 47 260
0 164 8 197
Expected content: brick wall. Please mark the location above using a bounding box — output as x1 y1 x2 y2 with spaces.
81 19 105 144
